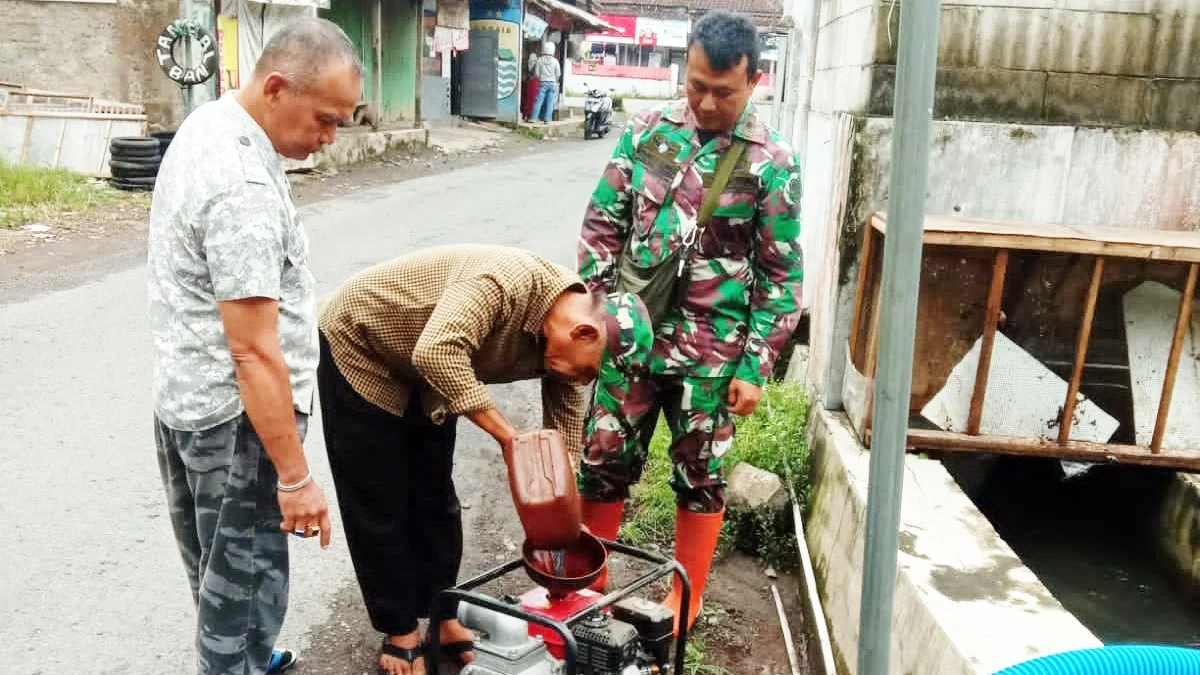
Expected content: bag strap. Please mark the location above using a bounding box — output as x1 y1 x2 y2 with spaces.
697 138 747 228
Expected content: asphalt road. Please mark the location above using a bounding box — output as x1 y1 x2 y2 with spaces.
0 135 616 674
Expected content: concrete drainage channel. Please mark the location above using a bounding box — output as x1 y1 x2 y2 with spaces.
797 402 1200 674
957 455 1200 648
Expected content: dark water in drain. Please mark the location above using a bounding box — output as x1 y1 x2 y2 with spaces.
966 456 1200 647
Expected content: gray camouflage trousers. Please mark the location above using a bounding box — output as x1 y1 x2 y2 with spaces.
155 412 307 675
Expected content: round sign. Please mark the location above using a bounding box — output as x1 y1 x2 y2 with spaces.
155 19 218 86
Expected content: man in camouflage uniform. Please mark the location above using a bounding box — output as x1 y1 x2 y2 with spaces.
147 19 361 675
576 11 804 634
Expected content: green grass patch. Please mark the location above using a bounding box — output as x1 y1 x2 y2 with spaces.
621 379 810 571
684 616 731 675
0 161 125 228
518 126 546 141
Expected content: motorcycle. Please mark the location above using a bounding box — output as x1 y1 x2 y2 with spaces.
582 84 614 140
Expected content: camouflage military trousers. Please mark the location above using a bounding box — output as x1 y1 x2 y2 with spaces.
155 412 306 675
578 374 733 513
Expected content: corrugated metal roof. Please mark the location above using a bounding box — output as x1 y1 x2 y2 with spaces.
592 0 784 25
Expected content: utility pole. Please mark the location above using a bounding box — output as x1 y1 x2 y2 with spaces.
181 0 195 115
856 0 942 673
178 0 217 116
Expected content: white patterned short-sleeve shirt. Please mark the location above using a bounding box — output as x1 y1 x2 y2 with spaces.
148 93 318 431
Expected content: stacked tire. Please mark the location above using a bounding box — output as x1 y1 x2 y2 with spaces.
151 131 175 158
108 137 161 192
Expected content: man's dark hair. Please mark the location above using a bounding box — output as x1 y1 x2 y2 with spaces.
688 11 761 79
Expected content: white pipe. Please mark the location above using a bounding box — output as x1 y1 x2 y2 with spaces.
771 583 803 675
791 485 836 674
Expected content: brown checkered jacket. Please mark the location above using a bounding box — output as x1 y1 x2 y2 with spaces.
319 244 588 454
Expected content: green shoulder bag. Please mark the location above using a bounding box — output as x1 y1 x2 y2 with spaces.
615 138 746 326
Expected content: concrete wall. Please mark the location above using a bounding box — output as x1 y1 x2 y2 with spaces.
1156 473 1200 598
804 0 1200 130
804 406 1100 674
564 65 679 99
0 0 186 128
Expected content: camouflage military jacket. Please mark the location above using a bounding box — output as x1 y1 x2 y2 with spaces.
578 100 804 386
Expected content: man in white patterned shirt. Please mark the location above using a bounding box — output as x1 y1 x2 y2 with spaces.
147 18 361 675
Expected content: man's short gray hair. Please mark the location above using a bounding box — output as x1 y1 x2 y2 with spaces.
254 17 365 90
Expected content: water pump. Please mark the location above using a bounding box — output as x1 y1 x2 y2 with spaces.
428 538 691 675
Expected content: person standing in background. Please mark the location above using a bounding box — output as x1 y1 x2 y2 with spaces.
530 42 562 124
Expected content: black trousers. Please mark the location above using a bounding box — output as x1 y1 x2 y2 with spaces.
318 334 462 635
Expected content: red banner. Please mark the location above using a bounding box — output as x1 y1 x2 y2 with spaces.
584 14 636 44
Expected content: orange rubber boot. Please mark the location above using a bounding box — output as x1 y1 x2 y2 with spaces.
661 507 725 636
581 500 624 592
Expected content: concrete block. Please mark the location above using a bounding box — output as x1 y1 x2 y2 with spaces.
974 7 1058 73
312 127 428 169
975 7 1157 76
1060 127 1193 230
726 463 789 511
1044 72 1154 126
1057 0 1188 14
817 2 878 70
817 0 875 30
1158 132 1200 231
875 4 981 68
1153 13 1200 78
1060 8 1158 75
812 65 873 114
936 67 1049 121
925 120 1075 224
868 65 1049 123
1153 79 1200 132
943 0 1055 7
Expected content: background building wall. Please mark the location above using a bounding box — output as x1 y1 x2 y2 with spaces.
0 0 187 128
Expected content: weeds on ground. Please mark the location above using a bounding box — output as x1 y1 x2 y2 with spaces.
518 126 546 141
621 380 810 570
0 161 126 228
683 603 732 675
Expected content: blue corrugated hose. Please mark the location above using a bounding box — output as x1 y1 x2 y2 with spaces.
995 646 1200 674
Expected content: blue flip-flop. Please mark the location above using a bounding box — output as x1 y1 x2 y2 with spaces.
267 649 299 673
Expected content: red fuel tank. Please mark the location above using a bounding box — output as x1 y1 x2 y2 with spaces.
505 429 582 550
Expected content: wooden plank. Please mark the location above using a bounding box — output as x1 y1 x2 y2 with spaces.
907 429 1200 471
19 116 33 163
52 118 67 167
849 225 876 363
98 119 113 175
0 111 146 122
1058 257 1105 445
863 281 884 438
1152 263 1200 453
967 250 1009 435
868 212 1200 263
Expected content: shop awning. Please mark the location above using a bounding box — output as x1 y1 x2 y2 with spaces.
526 0 616 33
